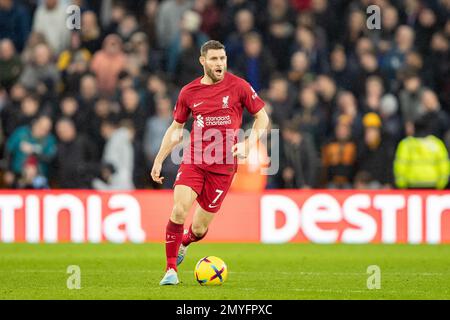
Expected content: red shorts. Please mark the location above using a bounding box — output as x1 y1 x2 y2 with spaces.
173 164 235 213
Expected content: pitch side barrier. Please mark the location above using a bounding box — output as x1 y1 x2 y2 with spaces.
0 190 448 243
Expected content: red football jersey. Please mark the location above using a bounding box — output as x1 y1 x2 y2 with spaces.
173 72 265 175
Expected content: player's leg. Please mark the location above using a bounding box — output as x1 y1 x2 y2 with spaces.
184 206 214 245
160 184 197 285
177 171 235 266
177 206 214 266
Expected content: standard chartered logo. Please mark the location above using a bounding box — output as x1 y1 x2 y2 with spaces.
196 114 232 127
196 115 204 128
205 115 231 126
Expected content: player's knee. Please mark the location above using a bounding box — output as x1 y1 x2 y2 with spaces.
191 224 207 237
171 203 189 223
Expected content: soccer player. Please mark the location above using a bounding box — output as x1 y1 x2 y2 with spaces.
151 40 269 285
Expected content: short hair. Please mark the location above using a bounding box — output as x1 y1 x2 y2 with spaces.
200 40 225 56
243 31 262 44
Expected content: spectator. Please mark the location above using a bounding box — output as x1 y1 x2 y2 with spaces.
329 45 355 91
86 98 112 156
287 50 314 88
2 94 40 137
291 25 328 74
394 118 449 190
333 91 363 140
20 31 48 65
126 32 151 72
174 31 202 87
266 17 295 72
117 14 139 43
0 39 22 91
139 0 159 49
426 31 450 113
12 155 49 189
167 10 208 74
19 43 60 95
53 118 98 188
297 9 326 53
416 89 449 139
57 95 88 133
354 52 384 98
314 74 336 136
0 0 30 51
80 11 103 54
361 76 384 114
224 8 255 68
292 86 327 149
90 34 126 96
57 32 92 94
260 0 296 37
382 25 415 88
321 116 357 189
144 73 171 118
144 95 178 189
118 87 146 141
92 119 135 190
356 113 394 188
353 171 378 190
102 2 127 35
156 0 193 49
32 0 70 53
194 0 221 40
77 74 99 111
414 7 438 56
377 5 399 54
342 10 366 52
235 32 276 92
5 115 56 181
266 75 295 127
279 121 318 188
400 51 432 87
379 94 403 144
399 70 425 135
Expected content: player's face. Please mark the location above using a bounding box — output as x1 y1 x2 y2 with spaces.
201 49 227 83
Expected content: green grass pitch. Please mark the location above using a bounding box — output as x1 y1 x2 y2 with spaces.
0 243 449 299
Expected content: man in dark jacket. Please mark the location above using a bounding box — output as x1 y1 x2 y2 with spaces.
54 118 98 188
235 32 276 92
279 121 318 188
356 112 395 188
0 0 30 51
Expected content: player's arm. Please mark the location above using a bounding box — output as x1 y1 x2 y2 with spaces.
232 108 269 158
150 120 185 184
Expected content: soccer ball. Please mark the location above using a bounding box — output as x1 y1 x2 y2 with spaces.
194 256 228 286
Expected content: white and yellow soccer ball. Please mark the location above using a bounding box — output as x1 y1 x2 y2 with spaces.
194 256 228 286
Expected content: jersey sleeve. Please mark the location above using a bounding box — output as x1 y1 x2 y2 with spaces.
173 88 190 123
240 81 265 115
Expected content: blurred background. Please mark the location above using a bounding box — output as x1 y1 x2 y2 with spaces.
0 0 449 191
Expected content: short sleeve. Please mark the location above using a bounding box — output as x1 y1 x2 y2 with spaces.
240 81 265 115
173 89 190 123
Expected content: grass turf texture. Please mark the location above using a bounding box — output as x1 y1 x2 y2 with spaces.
0 243 449 299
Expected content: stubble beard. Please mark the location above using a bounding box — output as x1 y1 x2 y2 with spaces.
205 65 226 83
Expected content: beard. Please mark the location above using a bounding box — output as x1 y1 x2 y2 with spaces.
205 65 226 83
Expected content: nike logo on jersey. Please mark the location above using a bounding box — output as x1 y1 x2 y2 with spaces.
193 101 204 108
208 204 219 209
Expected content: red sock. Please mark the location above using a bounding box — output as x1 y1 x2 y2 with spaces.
165 220 184 271
182 224 208 247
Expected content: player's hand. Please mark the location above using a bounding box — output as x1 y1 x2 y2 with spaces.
231 141 249 159
150 161 164 184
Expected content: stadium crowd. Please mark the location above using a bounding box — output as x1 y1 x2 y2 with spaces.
0 0 449 190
